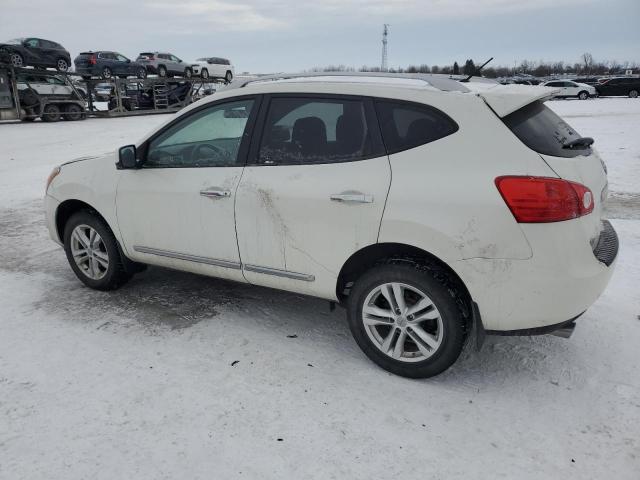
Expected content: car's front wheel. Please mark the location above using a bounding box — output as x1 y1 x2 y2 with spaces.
63 211 132 290
10 52 24 67
630 90 639 99
578 91 589 100
225 70 233 83
201 68 209 80
137 67 147 79
56 58 69 72
184 67 192 78
347 261 467 378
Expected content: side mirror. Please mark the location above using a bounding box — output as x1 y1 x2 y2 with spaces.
117 145 138 169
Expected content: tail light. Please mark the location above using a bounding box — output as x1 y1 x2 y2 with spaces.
88 54 97 65
495 176 594 223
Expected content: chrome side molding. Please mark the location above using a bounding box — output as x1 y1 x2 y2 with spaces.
132 246 315 281
243 264 315 282
133 246 241 270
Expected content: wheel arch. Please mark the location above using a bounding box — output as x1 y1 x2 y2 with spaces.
55 199 111 243
336 242 472 309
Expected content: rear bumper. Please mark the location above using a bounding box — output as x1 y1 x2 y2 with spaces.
455 219 618 332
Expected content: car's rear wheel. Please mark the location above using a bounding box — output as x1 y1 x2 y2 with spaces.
10 52 24 67
41 104 61 122
578 91 589 100
347 261 467 378
225 70 233 83
201 68 209 80
56 58 69 72
158 65 167 77
63 211 132 290
101 67 113 79
630 90 639 99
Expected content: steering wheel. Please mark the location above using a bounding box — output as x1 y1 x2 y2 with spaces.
193 143 228 163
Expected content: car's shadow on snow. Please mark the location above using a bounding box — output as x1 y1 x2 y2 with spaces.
2 199 584 387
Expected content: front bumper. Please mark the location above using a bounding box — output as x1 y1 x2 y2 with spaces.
455 219 618 332
44 194 62 245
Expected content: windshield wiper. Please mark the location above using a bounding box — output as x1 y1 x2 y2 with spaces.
562 137 594 149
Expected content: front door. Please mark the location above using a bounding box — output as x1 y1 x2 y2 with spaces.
116 97 259 282
235 95 391 299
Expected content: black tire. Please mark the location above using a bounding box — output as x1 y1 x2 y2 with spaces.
201 68 209 80
56 58 69 72
63 103 83 121
137 68 147 79
101 67 113 79
347 260 467 378
184 67 192 78
225 70 233 83
41 104 61 122
578 91 589 100
158 65 167 77
63 211 132 291
629 90 639 99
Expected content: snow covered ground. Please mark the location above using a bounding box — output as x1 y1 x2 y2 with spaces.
1 99 639 479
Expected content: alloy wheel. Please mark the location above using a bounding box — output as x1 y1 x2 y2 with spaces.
362 282 443 362
11 53 23 67
70 224 109 280
57 59 69 71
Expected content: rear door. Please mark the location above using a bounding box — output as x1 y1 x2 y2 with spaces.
235 94 390 299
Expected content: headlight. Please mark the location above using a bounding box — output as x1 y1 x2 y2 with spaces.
46 165 61 193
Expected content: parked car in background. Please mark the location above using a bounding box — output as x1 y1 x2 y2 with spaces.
44 74 617 378
0 38 71 71
17 72 76 96
74 51 147 80
572 77 602 86
542 80 596 100
135 52 192 78
190 57 234 82
595 77 640 98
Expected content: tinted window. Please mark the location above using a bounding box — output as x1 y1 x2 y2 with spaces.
546 81 560 87
503 100 591 159
146 99 254 168
375 100 458 154
170 55 180 62
258 97 378 165
115 54 128 62
24 39 39 48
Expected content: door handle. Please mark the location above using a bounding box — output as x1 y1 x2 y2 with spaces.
200 188 231 198
330 192 374 203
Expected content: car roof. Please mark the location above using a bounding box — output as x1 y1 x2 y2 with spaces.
227 72 472 93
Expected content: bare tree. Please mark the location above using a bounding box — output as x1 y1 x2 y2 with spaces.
581 52 594 74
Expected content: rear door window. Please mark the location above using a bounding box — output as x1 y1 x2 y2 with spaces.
503 100 592 158
257 96 383 165
375 100 458 154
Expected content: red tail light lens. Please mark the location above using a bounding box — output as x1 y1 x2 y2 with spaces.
495 176 594 223
89 54 97 65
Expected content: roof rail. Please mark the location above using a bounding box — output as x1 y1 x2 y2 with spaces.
232 72 471 93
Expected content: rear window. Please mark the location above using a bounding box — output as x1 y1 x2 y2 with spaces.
503 100 591 158
375 100 458 154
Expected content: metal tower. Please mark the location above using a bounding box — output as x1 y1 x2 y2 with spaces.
381 24 389 72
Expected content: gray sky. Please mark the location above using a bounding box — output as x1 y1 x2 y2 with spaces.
2 0 638 72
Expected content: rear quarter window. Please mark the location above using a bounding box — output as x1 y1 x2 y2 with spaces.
375 100 458 154
503 100 591 158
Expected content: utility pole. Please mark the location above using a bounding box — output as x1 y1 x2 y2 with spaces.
381 24 389 72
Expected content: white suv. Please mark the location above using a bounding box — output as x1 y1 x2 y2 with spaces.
44 74 618 378
542 80 597 100
189 57 234 82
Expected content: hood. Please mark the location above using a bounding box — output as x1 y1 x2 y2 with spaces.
466 83 560 117
61 152 112 167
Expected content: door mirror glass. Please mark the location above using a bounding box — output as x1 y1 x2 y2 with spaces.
118 145 138 169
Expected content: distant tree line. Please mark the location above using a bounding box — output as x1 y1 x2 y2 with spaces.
309 53 639 78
